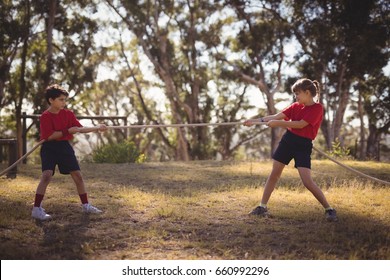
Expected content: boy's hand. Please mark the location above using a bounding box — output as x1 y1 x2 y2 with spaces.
68 127 81 134
97 124 107 132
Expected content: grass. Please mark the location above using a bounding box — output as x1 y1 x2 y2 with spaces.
0 159 389 260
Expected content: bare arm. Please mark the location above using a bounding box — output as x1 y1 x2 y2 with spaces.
73 124 108 134
267 119 308 129
244 112 286 127
262 112 286 122
46 131 64 141
75 127 100 133
46 124 107 140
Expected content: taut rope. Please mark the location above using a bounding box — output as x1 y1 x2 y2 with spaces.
106 121 245 129
1 122 389 186
0 121 250 177
312 146 390 185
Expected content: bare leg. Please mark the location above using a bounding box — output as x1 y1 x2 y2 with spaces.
297 167 330 208
70 170 86 195
32 170 53 219
70 170 102 213
36 170 54 195
260 160 286 204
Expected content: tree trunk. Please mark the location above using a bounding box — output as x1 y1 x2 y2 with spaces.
156 33 190 160
239 72 281 156
32 0 56 113
264 91 281 154
0 65 10 108
16 1 31 158
332 64 350 141
44 0 56 87
357 92 366 160
366 124 380 160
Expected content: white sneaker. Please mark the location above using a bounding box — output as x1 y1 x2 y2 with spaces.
31 207 51 220
82 203 102 214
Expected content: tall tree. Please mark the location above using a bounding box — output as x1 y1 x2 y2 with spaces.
1 0 101 157
360 74 390 160
106 0 240 160
1 0 33 157
217 0 293 154
0 1 29 110
290 0 389 150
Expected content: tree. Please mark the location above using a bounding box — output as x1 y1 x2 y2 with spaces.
290 0 389 151
107 0 246 160
360 74 390 160
1 0 33 157
2 0 389 162
1 0 102 157
0 1 29 110
216 0 293 154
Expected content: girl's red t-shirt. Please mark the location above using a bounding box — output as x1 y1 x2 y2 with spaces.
282 102 323 140
40 109 82 141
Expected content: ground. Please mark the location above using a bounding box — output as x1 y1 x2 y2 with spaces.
0 160 389 259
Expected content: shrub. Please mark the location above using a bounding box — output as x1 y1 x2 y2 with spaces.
92 140 145 163
329 139 352 159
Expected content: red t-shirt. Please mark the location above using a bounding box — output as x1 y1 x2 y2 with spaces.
282 102 323 140
40 109 82 141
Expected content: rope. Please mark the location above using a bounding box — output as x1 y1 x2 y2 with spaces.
107 121 246 129
0 121 256 177
312 146 390 185
0 139 45 177
1 121 389 186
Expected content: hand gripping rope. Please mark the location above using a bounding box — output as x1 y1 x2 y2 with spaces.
1 121 389 185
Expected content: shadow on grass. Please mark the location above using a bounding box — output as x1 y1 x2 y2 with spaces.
82 162 269 196
0 191 389 259
111 203 390 260
79 161 389 196
2 161 389 259
0 196 99 260
16 161 389 196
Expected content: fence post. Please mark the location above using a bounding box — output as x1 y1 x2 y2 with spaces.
22 112 27 163
0 139 18 178
8 139 17 178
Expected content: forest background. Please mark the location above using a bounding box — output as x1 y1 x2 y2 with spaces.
0 0 389 163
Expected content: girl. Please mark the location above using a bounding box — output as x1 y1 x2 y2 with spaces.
244 78 337 221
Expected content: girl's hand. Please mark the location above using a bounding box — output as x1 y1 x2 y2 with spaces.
266 120 278 128
243 120 254 127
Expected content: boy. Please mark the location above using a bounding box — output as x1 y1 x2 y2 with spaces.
32 84 107 220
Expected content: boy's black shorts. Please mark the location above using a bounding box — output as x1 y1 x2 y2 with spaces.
41 141 80 175
272 130 313 169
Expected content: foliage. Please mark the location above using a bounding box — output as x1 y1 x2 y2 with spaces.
0 0 389 162
290 0 390 149
92 140 145 163
328 139 352 159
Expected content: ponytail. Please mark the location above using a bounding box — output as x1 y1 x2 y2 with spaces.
291 78 321 102
312 80 320 101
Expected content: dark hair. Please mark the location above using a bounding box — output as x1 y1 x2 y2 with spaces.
45 84 69 104
291 78 320 100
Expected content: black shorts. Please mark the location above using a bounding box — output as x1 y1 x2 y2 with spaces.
272 130 313 169
41 141 80 175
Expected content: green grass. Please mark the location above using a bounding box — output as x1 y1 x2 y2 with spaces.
0 160 389 260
